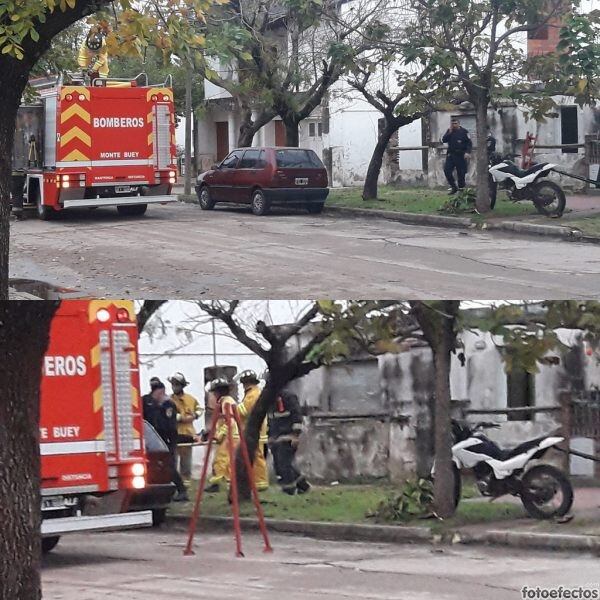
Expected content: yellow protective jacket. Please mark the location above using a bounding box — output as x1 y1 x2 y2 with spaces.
237 385 268 444
172 392 203 437
209 396 239 485
215 395 240 442
77 39 109 78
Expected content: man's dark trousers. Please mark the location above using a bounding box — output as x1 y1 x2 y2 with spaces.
444 153 467 190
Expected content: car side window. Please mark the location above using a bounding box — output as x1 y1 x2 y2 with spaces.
221 151 243 169
256 150 266 169
238 149 261 169
143 421 169 452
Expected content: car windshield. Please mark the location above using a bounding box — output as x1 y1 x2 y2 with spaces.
275 149 324 169
143 420 169 452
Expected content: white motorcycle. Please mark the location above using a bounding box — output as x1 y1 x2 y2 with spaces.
445 420 573 519
488 152 566 217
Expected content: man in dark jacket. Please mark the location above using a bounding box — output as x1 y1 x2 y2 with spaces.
267 390 310 495
143 378 189 501
442 118 472 194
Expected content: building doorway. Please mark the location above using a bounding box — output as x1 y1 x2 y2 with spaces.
216 121 229 161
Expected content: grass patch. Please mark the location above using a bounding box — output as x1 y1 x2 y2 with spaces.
564 216 600 237
172 482 395 523
171 482 524 529
328 186 535 219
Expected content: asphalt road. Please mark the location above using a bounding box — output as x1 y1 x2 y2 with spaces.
9 202 600 298
42 527 599 599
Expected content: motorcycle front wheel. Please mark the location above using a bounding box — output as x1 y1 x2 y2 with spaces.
520 464 573 519
532 180 566 217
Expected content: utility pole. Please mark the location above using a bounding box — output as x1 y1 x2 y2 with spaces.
184 61 193 196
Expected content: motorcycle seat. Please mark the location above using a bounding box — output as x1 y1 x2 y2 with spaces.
499 162 547 179
499 436 549 460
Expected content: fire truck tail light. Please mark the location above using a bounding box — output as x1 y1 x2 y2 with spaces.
131 463 145 477
132 476 145 490
62 181 70 188
96 308 111 322
65 94 73 101
169 170 176 177
78 94 85 101
62 175 70 181
116 307 130 323
162 95 169 101
151 95 158 101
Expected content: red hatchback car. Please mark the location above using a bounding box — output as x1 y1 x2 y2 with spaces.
195 147 329 216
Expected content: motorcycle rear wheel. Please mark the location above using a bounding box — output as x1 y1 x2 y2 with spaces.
520 464 573 519
532 180 566 217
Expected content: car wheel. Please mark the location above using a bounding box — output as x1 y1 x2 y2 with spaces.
42 536 61 554
251 189 271 216
117 204 147 217
198 185 216 210
152 508 167 527
306 202 324 214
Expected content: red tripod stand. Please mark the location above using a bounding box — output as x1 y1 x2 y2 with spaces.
183 397 273 557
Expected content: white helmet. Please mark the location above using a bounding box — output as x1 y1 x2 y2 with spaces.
168 372 189 386
205 377 231 393
234 369 260 384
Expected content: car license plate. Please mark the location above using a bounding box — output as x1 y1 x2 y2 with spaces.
295 178 308 186
116 186 131 194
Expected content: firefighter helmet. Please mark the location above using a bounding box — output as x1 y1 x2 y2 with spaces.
168 372 189 387
205 378 231 393
86 31 104 51
234 369 260 384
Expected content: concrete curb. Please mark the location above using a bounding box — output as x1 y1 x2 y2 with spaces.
323 205 474 229
487 220 585 241
457 529 600 553
326 205 596 243
168 514 432 544
167 514 599 553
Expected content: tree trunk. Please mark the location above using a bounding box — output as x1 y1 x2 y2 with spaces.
410 300 460 519
362 118 396 200
237 109 276 148
238 117 257 148
235 376 282 500
0 64 28 300
431 339 455 519
474 98 491 213
283 117 300 147
0 301 60 600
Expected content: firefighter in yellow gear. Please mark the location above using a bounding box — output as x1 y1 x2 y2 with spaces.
168 372 203 482
235 370 269 491
78 26 110 79
205 378 239 492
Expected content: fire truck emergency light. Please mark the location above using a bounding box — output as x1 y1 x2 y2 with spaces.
96 308 111 322
131 463 145 477
116 307 130 322
132 476 145 489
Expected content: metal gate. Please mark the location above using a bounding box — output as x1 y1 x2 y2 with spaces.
585 134 600 189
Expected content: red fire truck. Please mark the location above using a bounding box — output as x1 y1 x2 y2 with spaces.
12 73 177 219
40 300 152 553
